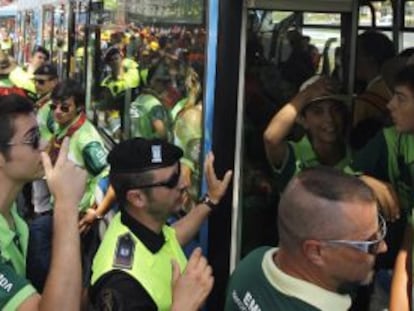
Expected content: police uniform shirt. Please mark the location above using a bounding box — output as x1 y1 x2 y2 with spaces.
90 211 165 310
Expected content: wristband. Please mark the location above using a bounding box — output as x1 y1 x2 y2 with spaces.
199 194 218 210
94 210 104 220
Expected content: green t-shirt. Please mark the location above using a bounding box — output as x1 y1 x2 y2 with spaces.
130 93 173 142
0 259 36 310
350 126 414 213
225 247 326 311
53 115 109 212
274 136 352 191
37 100 54 142
225 247 351 311
0 204 29 276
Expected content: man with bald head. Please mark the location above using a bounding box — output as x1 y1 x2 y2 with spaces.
225 167 387 311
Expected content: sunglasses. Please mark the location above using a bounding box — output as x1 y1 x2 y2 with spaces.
34 78 53 85
7 128 41 149
132 163 181 189
323 214 387 255
50 102 71 113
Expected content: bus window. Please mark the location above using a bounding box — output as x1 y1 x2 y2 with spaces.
405 1 414 27
303 12 340 26
88 0 207 213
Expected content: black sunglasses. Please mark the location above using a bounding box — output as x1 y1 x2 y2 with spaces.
50 102 71 113
133 163 181 189
34 78 53 85
7 128 41 149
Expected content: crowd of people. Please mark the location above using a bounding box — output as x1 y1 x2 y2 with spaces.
0 21 412 311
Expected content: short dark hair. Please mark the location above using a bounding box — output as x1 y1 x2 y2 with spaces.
0 94 34 157
358 30 395 67
393 64 414 94
32 45 50 60
278 166 375 249
294 166 374 203
109 171 154 207
51 79 85 110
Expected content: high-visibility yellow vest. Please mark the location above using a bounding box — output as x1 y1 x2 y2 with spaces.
91 212 187 310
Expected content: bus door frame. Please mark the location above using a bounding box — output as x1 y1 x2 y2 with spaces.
230 0 359 272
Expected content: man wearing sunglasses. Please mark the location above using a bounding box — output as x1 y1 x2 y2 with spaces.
225 167 387 311
89 137 232 310
33 63 59 110
0 94 87 310
27 79 109 292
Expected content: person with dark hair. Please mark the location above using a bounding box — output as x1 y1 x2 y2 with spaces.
263 76 350 191
32 63 58 110
26 79 109 292
10 45 51 101
225 167 387 310
0 94 87 310
352 30 396 141
89 137 232 310
129 62 174 141
349 63 414 274
100 46 140 139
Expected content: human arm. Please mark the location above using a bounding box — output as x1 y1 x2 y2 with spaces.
351 130 401 221
18 137 87 310
173 152 233 246
171 247 213 311
263 77 331 168
389 224 412 311
79 185 116 234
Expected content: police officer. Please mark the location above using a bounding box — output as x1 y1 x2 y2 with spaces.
89 137 232 310
0 94 87 310
27 79 109 291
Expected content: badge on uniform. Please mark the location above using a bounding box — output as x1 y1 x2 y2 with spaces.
113 233 135 270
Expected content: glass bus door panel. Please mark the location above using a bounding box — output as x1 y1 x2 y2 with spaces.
88 0 208 253
71 1 88 82
22 10 41 64
15 12 23 62
234 5 356 265
42 6 54 57
53 4 69 78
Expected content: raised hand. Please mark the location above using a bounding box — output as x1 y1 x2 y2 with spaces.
171 247 214 311
205 152 233 204
41 137 87 207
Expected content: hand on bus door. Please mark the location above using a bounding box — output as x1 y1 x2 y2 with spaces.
204 152 233 205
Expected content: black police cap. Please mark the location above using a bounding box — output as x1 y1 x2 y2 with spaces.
34 63 58 77
108 138 183 174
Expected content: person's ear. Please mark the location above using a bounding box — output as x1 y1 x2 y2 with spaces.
302 239 325 267
126 189 146 209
